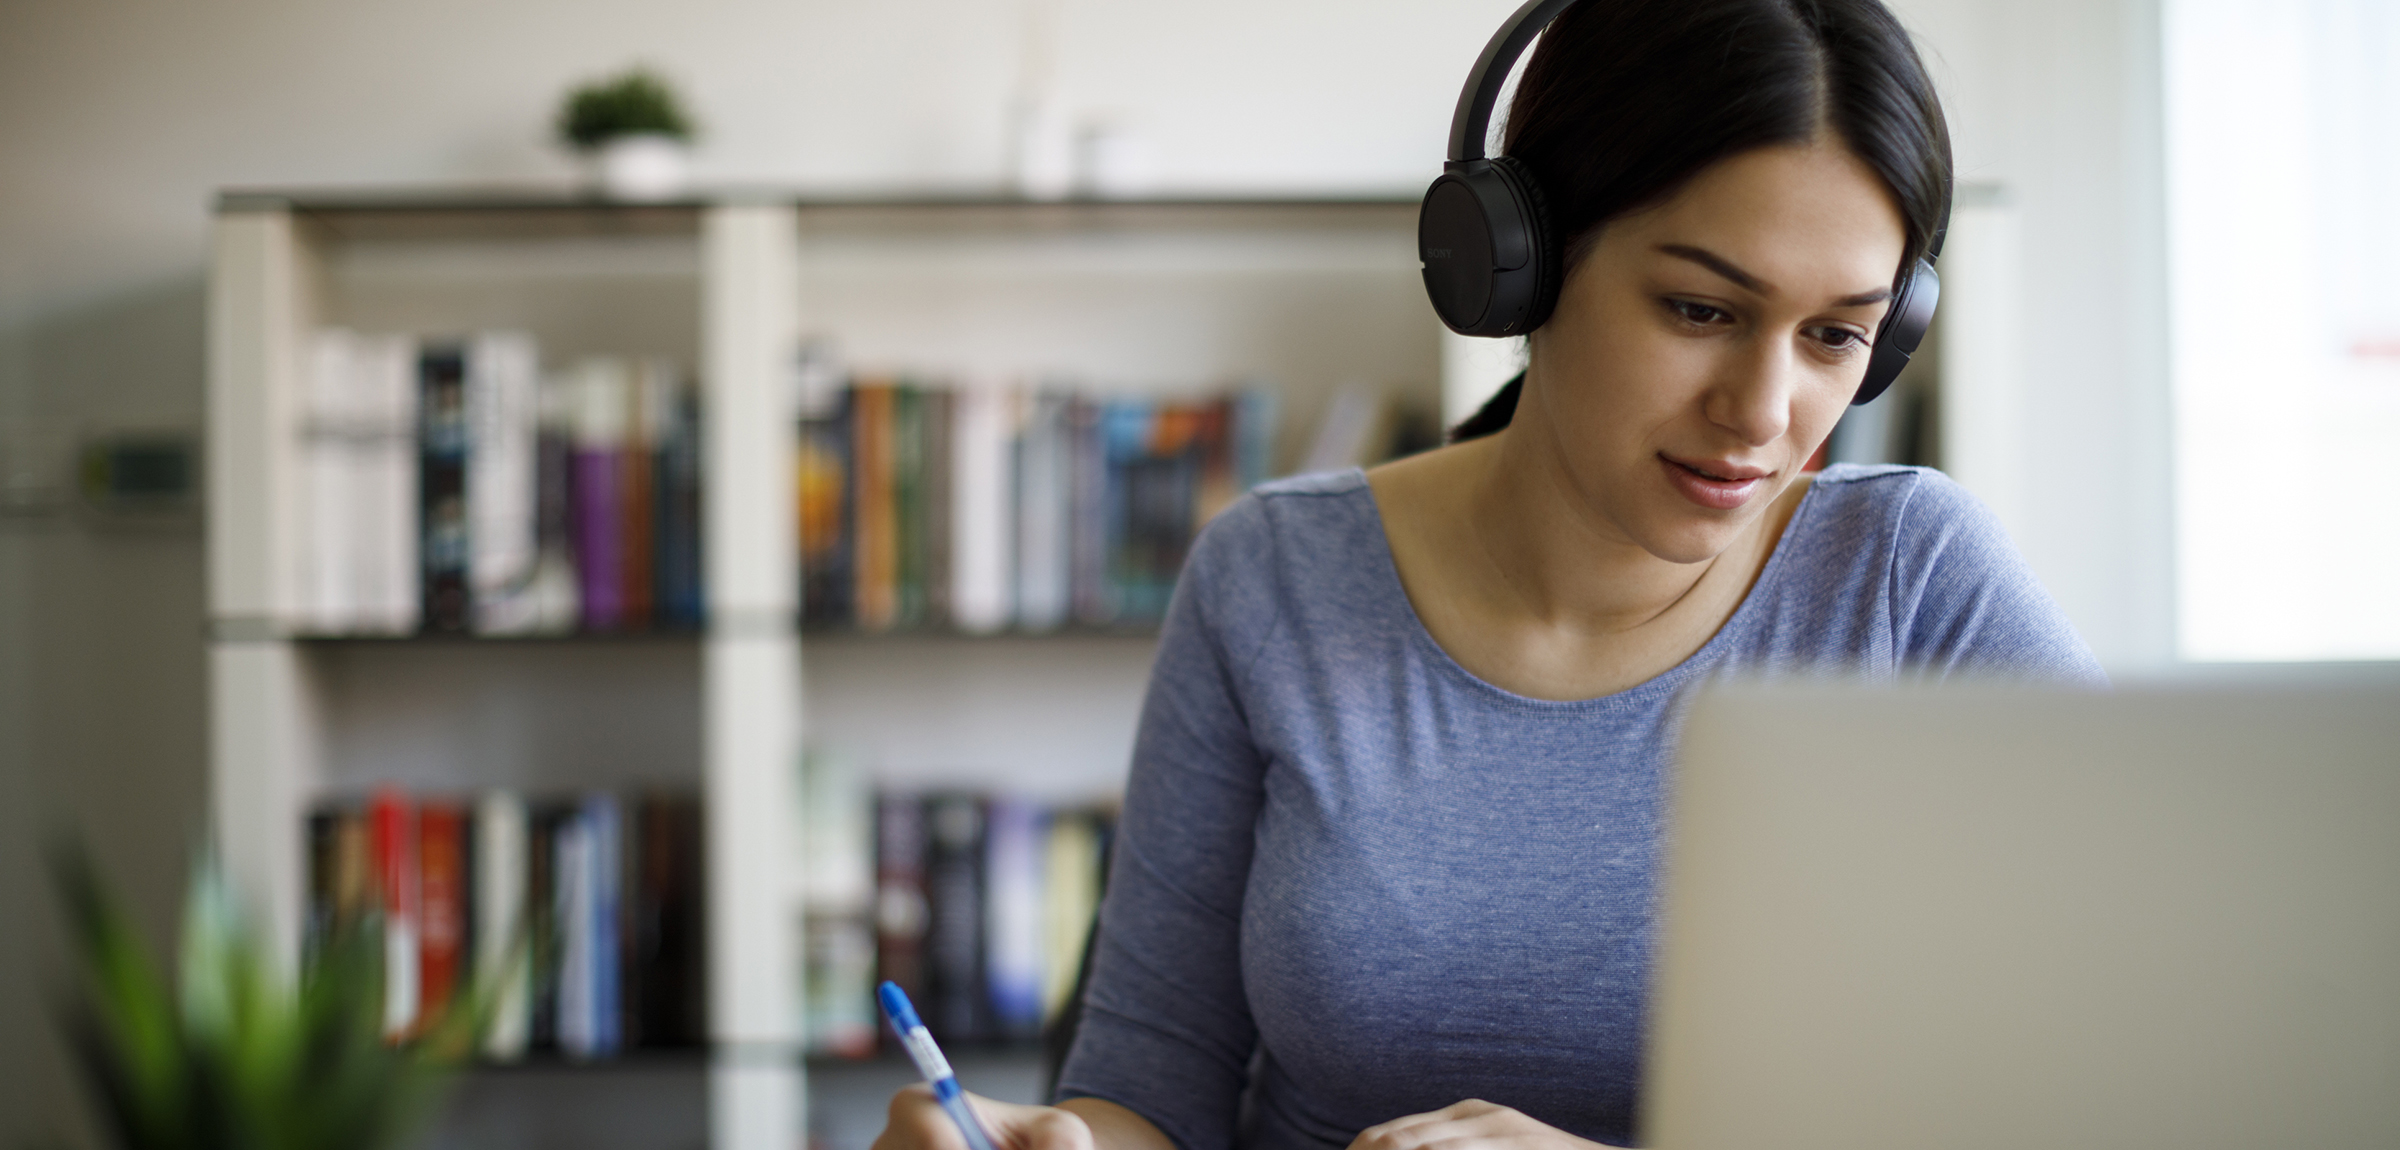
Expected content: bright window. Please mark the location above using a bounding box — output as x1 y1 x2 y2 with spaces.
2167 0 2400 660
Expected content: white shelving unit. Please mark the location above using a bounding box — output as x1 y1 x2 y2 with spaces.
205 189 1436 1150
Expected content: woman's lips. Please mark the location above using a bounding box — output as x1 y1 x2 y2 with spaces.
1660 454 1768 510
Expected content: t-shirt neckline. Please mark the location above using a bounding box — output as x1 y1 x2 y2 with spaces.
1346 466 1821 711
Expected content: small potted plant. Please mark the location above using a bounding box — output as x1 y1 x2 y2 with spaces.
557 68 698 202
47 843 496 1150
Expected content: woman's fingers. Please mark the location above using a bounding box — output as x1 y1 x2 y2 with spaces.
873 1085 1098 1150
1347 1101 1617 1150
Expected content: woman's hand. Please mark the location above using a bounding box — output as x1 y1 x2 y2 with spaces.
1346 1100 1624 1150
874 1087 1173 1150
873 1086 1092 1150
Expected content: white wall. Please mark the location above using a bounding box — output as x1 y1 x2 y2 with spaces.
0 0 2173 1143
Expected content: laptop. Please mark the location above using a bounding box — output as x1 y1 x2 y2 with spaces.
1649 677 2400 1150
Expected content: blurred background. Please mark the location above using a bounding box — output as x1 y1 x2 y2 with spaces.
1 0 2391 1148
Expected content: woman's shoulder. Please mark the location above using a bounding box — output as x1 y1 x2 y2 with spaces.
1798 463 2015 562
1177 467 1386 635
1782 464 2105 682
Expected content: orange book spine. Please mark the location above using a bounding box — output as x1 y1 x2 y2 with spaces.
853 382 899 630
416 802 468 1037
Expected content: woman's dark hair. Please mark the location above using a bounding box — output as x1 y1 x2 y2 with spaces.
1448 0 1952 442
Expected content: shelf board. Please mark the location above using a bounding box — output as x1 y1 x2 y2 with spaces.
219 185 1420 214
466 1048 713 1074
285 627 709 646
214 185 1421 242
799 623 1161 642
224 623 1160 644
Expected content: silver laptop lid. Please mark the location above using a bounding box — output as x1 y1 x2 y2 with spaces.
1650 680 2400 1150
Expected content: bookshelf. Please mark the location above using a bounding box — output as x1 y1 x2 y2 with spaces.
205 189 1437 1150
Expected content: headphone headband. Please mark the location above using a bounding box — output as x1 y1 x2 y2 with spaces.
1447 0 1582 162
1424 0 1945 407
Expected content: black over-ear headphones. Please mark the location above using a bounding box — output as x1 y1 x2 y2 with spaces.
1417 0 1945 405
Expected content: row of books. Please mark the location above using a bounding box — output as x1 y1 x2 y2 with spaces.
796 380 1277 633
294 330 702 636
799 753 1115 1055
306 788 705 1060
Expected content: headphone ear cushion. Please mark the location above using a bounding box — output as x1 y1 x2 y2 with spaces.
1854 257 1941 406
1491 156 1563 332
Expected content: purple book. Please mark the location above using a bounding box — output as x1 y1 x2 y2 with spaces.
574 448 623 630
569 361 631 632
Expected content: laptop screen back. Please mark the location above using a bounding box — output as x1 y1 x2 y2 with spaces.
1649 681 2400 1150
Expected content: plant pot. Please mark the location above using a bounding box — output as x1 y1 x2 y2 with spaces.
593 133 690 202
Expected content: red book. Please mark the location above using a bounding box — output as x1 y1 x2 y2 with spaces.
366 789 420 1039
416 801 468 1038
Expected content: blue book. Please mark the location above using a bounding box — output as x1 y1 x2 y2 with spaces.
586 792 623 1056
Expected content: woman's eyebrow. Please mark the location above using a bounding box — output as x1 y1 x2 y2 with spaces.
1656 242 1894 307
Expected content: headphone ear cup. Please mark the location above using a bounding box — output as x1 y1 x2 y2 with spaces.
1854 257 1941 406
1419 159 1562 337
1491 156 1563 333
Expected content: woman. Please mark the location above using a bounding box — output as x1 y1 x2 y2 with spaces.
880 0 2101 1148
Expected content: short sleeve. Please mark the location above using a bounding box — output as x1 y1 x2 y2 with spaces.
1884 470 2109 685
1053 497 1281 1150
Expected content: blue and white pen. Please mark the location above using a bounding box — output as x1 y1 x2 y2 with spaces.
878 981 1002 1150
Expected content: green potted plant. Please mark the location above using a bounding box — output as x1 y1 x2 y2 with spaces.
556 67 699 201
48 844 488 1150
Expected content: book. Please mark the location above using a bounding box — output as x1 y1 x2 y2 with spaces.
803 750 877 1057
467 332 542 634
1015 393 1072 631
852 382 900 631
921 386 955 629
475 791 530 1060
568 359 632 631
415 801 468 1038
367 789 420 1039
418 345 473 633
922 793 989 1043
950 383 1016 635
305 805 371 957
656 380 705 628
1068 398 1112 626
629 793 704 1048
1040 810 1104 1023
894 384 927 628
1233 385 1278 494
528 375 582 633
1297 382 1392 475
794 375 1281 632
874 793 930 1026
804 914 879 1059
353 334 424 634
553 801 614 1058
983 797 1047 1040
798 386 854 627
621 360 675 629
526 800 577 1054
298 330 363 634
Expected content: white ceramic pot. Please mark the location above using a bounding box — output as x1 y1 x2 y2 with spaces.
595 134 690 202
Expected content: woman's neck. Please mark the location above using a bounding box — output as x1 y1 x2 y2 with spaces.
1368 423 1806 701
1469 426 1747 636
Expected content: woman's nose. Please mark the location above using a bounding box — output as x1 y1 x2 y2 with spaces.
1702 334 1795 447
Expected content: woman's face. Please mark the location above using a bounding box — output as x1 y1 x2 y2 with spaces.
1520 139 1907 566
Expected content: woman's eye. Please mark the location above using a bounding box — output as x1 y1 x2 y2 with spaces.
1811 326 1868 353
1667 299 1728 326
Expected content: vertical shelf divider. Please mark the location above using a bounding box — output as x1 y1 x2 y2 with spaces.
206 206 324 971
701 201 805 1150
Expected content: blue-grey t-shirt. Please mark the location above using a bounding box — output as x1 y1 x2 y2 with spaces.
1055 464 2104 1150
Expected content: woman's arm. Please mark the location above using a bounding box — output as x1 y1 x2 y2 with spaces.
873 496 1284 1150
